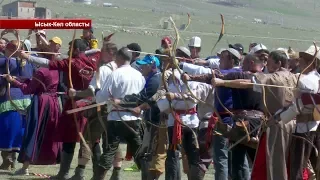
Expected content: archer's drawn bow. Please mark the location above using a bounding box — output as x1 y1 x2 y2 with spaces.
68 30 92 154
211 14 225 55
2 29 24 113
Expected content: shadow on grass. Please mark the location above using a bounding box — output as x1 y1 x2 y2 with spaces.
8 178 49 180
0 171 11 176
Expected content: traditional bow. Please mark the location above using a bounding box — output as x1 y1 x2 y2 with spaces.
92 32 116 149
211 14 225 55
68 30 91 153
1 29 24 113
169 14 227 135
296 42 319 112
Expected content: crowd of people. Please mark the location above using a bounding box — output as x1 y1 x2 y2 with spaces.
0 27 319 180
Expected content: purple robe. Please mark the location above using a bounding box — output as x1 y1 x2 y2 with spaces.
12 68 61 165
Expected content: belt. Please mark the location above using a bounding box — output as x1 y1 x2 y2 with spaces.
173 107 197 115
296 113 315 123
118 102 137 108
217 110 265 119
233 110 265 118
111 109 132 112
171 107 197 150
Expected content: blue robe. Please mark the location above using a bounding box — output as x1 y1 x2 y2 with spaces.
0 57 34 151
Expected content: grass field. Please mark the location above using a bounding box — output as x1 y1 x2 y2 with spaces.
0 144 215 180
1 0 320 54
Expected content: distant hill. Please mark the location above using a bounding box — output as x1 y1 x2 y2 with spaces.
0 0 319 54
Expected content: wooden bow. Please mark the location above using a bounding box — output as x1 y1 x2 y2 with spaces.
211 14 225 55
230 43 320 151
92 32 116 149
2 29 25 113
68 30 91 154
168 15 226 134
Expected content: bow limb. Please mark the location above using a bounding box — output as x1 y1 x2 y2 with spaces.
68 29 91 154
169 18 224 124
211 14 225 55
4 29 25 113
184 13 191 31
169 17 204 148
296 42 319 113
107 88 139 135
93 32 113 147
101 31 104 43
103 32 115 42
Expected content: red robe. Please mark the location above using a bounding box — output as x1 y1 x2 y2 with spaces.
48 52 99 142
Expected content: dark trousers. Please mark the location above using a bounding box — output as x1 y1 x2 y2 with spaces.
98 120 142 171
290 131 320 180
198 128 212 169
231 144 256 180
166 126 203 180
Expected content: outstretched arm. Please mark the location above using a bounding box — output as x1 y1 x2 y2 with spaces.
27 55 50 68
6 70 44 94
24 53 70 72
213 78 253 89
188 73 213 84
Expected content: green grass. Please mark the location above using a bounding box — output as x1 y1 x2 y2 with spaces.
0 0 320 55
0 144 215 180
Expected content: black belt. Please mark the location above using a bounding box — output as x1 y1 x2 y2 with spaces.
233 110 265 119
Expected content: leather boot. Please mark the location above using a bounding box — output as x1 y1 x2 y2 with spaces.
147 170 161 180
92 143 101 176
0 151 13 170
68 167 85 180
188 165 206 180
11 152 16 170
50 151 74 180
92 165 108 180
139 158 149 180
109 168 120 180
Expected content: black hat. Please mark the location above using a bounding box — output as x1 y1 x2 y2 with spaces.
69 39 87 52
127 43 141 52
229 43 244 54
127 43 141 56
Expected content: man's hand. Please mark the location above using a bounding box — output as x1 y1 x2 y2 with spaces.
211 78 225 87
111 98 121 105
166 92 175 101
130 106 142 117
181 73 190 83
18 51 30 60
68 88 77 98
4 74 14 82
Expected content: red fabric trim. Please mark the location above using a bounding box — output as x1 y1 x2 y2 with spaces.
251 133 267 180
206 112 218 149
303 168 309 180
171 107 197 149
125 151 133 161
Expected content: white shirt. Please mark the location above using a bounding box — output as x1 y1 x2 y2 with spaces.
207 58 220 69
89 61 117 95
96 65 145 121
156 69 206 128
296 70 320 133
182 63 212 75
